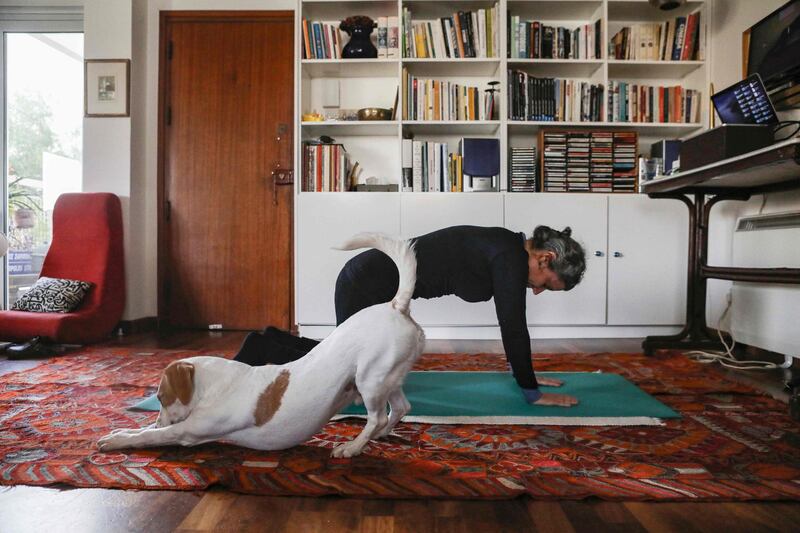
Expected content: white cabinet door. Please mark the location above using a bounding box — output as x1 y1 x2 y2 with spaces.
400 193 504 326
296 193 401 325
504 193 608 325
607 195 688 325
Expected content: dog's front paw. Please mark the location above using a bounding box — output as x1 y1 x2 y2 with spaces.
97 432 132 451
331 441 366 458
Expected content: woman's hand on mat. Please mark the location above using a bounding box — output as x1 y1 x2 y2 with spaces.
536 377 563 387
533 393 579 407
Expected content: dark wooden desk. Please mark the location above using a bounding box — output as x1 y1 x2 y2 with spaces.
640 138 800 355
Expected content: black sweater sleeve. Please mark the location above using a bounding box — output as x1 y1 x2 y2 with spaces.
491 251 538 389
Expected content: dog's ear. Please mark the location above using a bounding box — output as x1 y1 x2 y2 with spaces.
159 361 195 406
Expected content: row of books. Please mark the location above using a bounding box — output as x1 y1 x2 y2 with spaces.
609 10 703 61
302 143 352 192
508 147 537 192
542 131 637 193
508 18 602 60
402 5 500 58
402 68 497 121
401 139 464 192
607 82 701 124
376 17 401 58
301 20 343 60
508 70 604 122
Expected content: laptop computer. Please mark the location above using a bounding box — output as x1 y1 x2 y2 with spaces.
711 73 780 125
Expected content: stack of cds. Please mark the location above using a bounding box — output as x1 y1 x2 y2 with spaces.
508 147 537 192
566 133 590 192
612 132 638 192
540 130 638 193
590 132 613 192
542 132 567 191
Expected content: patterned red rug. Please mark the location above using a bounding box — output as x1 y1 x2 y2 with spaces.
1 348 799 501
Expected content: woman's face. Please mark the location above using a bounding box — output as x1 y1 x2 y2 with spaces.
527 251 566 295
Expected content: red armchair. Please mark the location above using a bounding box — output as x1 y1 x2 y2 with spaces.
0 193 125 344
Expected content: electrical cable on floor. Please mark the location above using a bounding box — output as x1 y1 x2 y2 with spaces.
685 297 789 370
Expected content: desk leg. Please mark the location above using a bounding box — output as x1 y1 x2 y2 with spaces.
642 192 749 355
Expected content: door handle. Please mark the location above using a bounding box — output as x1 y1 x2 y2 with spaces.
272 168 294 205
594 251 604 257
613 251 623 258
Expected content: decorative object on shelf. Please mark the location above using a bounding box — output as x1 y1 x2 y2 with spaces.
84 59 130 117
460 138 500 192
340 16 378 59
485 81 500 121
302 112 324 122
649 0 686 10
357 107 392 121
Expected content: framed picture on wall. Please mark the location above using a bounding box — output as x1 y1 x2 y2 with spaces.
85 59 130 117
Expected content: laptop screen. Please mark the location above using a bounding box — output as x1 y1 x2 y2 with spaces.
711 74 780 125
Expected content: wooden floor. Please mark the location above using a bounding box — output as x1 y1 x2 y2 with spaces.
0 331 797 533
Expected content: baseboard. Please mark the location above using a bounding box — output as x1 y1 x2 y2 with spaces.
116 316 159 336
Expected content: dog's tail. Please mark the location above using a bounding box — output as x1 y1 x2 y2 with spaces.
334 233 416 315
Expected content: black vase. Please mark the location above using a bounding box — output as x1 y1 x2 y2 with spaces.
342 25 378 58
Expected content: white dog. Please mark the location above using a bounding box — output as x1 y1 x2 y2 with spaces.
97 233 424 458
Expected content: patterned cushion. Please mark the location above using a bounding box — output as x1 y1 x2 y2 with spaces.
11 277 93 313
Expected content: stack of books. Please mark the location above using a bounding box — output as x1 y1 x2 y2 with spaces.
301 20 342 59
541 131 638 193
607 82 701 123
402 68 496 120
401 139 463 192
508 70 604 122
609 10 703 61
542 132 567 191
612 132 638 192
302 143 351 192
402 4 500 58
508 147 537 192
508 18 601 59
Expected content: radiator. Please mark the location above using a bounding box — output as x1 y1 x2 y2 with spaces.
730 211 800 357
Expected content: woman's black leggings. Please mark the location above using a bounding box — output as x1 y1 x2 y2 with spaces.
233 250 398 366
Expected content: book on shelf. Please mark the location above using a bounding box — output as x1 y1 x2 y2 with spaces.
508 70 604 122
402 4 499 58
508 146 538 192
402 68 497 120
302 19 343 60
540 130 638 193
607 81 701 123
609 9 703 61
508 17 601 59
302 143 352 192
409 140 463 192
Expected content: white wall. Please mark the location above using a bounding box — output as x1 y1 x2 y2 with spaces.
707 0 800 334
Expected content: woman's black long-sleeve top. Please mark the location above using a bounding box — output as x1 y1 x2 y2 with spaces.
341 225 538 389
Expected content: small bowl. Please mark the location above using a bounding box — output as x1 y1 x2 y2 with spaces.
357 107 392 121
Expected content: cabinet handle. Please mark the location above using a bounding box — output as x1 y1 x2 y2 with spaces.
613 251 623 258
594 251 604 257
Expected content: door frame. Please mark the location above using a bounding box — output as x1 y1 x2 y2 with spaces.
0 7 83 309
157 10 295 329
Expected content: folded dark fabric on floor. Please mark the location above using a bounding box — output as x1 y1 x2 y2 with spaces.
233 327 319 366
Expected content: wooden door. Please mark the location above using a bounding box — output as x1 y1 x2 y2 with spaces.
159 12 294 330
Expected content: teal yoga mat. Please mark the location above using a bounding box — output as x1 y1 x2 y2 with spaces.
134 371 679 426
335 372 679 425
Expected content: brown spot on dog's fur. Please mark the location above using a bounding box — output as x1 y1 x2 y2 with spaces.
254 369 290 426
158 361 195 407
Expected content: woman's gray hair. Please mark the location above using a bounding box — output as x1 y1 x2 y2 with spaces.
531 225 586 290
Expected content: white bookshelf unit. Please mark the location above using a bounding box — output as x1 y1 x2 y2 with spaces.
295 0 709 338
